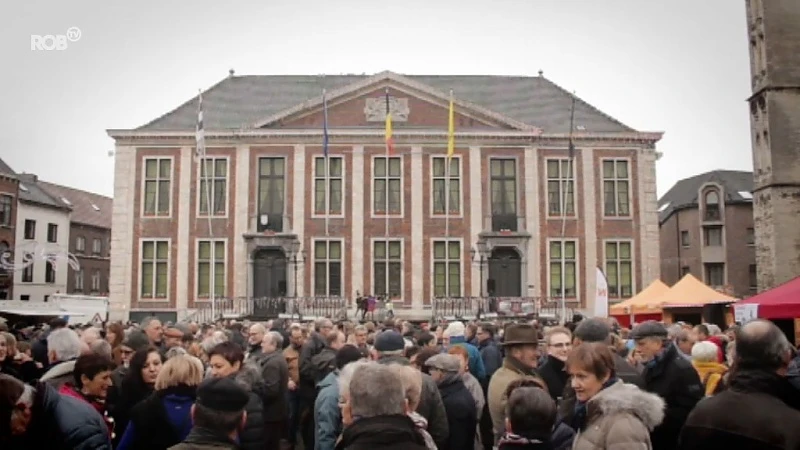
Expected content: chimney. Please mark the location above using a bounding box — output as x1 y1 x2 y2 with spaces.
229 68 235 77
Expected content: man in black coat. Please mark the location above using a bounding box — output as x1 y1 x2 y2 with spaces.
678 320 800 450
425 354 477 450
0 374 111 450
631 321 703 450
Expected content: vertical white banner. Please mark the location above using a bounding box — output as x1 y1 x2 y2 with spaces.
594 267 609 318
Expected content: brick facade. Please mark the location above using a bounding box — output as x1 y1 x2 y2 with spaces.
109 76 662 320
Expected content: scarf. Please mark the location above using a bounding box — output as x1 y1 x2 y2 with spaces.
571 377 619 430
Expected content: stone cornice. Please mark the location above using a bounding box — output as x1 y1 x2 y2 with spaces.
108 129 664 148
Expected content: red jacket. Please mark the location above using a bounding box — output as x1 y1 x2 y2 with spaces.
58 383 115 438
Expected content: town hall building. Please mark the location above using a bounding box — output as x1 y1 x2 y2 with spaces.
107 70 662 321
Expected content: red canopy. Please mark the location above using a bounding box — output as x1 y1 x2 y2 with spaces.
735 275 800 319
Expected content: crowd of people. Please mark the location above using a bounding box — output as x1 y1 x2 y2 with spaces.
1 313 800 450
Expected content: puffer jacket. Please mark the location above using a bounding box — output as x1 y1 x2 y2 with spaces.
233 364 267 450
315 370 341 450
572 381 665 450
7 382 111 450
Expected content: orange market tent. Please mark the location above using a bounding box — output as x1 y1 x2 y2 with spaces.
651 274 737 308
610 280 671 316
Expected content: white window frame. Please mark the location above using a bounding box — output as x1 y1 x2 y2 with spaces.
91 270 101 292
311 155 346 218
311 238 345 296
545 157 577 218
370 155 404 218
487 156 521 222
601 158 632 218
603 239 635 299
430 237 464 298
92 238 102 255
75 268 84 291
138 238 171 301
195 238 227 300
141 156 174 218
429 155 463 218
75 236 85 253
371 238 404 299
0 194 13 227
546 238 580 299
196 156 230 218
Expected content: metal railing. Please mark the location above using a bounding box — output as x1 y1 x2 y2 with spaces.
190 296 348 323
431 296 578 322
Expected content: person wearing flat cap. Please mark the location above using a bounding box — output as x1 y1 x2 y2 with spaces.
487 324 548 445
425 354 477 450
168 377 250 450
629 320 703 450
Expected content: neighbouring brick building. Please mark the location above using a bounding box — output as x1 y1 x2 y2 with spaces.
107 70 662 321
658 170 756 298
38 182 112 296
0 159 19 300
746 0 800 290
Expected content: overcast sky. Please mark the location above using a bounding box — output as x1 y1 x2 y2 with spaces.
0 0 752 198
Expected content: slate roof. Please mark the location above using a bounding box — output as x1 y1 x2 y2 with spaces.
0 158 17 178
38 181 112 229
17 174 70 211
137 72 635 134
658 170 754 223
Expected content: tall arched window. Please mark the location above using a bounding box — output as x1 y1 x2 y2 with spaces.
704 190 720 220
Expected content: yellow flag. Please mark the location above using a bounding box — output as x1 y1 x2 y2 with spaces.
447 90 455 158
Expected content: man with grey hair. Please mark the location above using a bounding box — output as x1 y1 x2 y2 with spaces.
258 330 289 449
246 323 267 360
40 327 83 389
679 319 800 449
298 318 335 449
139 316 164 349
630 320 703 450
674 328 695 359
336 362 428 449
374 330 449 449
90 339 114 360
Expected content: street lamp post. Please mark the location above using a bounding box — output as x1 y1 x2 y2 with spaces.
287 241 304 298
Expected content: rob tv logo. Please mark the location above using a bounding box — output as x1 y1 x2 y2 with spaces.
31 27 81 51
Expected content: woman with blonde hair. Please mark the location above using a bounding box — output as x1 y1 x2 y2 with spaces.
116 354 204 450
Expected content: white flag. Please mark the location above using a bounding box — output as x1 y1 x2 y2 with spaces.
594 267 609 318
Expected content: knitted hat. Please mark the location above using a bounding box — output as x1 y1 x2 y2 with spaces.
121 330 150 352
196 377 249 413
374 330 405 352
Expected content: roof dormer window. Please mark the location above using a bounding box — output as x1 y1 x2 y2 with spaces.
704 190 720 221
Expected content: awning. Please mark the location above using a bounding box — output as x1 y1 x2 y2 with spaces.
734 275 800 320
610 280 670 316
653 274 737 308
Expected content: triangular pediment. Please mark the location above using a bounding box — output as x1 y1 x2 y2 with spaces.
252 71 540 132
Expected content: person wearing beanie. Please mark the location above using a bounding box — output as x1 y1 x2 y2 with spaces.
445 321 487 383
374 330 450 449
314 345 367 450
0 373 112 450
169 377 249 450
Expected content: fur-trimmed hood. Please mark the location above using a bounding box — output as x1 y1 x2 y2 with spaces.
235 363 265 391
588 380 665 430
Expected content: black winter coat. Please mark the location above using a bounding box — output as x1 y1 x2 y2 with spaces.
334 414 428 450
6 382 111 450
538 356 569 402
126 387 196 450
256 350 289 421
678 369 800 450
232 364 268 450
641 343 704 450
437 376 477 450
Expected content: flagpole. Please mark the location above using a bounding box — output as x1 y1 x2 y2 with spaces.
560 94 577 324
445 89 454 249
384 87 390 239
197 89 216 321
323 89 330 237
